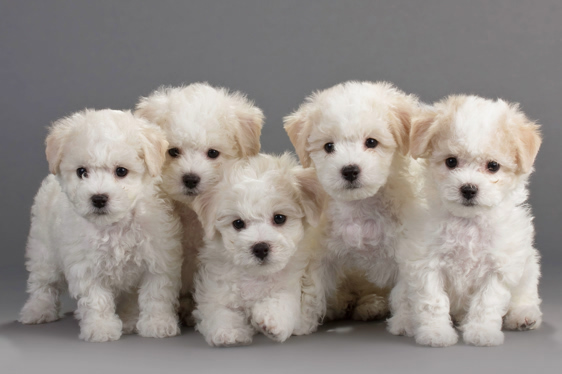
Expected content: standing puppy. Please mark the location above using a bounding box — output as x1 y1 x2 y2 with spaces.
19 110 182 342
399 96 542 347
192 154 324 347
284 81 420 332
135 83 263 325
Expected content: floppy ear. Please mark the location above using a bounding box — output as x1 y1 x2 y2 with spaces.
284 104 314 168
138 120 169 177
293 167 325 227
389 95 417 156
192 188 220 241
509 106 542 174
409 107 439 159
45 113 81 175
134 88 170 126
233 100 264 157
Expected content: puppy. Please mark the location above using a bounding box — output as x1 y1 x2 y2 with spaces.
192 153 324 347
284 81 420 332
398 95 542 347
135 83 263 325
19 109 183 342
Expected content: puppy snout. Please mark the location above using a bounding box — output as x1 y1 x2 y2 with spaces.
91 194 109 209
252 242 270 261
183 173 201 189
341 165 360 182
460 184 478 200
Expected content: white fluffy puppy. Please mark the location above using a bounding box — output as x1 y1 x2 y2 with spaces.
19 109 183 342
192 153 324 347
397 95 542 347
135 83 263 324
284 81 420 332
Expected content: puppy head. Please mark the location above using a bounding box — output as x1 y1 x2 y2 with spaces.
284 81 417 201
193 153 324 275
135 83 263 204
46 109 168 225
410 95 541 217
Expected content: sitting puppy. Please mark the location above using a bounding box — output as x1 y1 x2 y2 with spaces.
284 81 420 332
398 95 542 347
19 109 183 342
135 83 263 325
192 153 324 347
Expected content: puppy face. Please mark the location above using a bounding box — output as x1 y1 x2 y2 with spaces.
411 96 541 217
194 154 324 275
284 81 416 201
45 109 167 225
135 83 263 204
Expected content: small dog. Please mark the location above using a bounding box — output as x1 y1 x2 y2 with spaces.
19 109 183 342
284 81 421 332
395 95 542 347
135 83 264 325
192 153 324 346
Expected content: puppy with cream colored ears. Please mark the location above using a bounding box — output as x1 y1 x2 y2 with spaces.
284 81 421 333
192 153 324 347
392 96 542 347
135 83 263 325
19 109 183 342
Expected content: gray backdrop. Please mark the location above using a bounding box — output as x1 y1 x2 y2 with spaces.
1 1 560 373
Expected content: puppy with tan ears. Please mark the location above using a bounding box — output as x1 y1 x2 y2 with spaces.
135 83 263 325
19 110 183 342
192 153 324 347
394 96 542 347
284 81 421 332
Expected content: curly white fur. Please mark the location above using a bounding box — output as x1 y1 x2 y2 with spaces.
390 96 543 347
135 83 264 325
19 109 183 342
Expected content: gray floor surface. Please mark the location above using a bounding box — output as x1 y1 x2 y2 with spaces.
1 264 560 374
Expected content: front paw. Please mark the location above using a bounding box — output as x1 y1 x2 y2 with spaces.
137 313 180 338
462 325 504 346
387 314 414 337
415 324 458 347
252 306 293 342
79 315 123 342
19 300 60 325
503 305 542 331
352 294 389 321
206 328 254 347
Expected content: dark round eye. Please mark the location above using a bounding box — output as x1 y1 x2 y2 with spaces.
115 167 128 178
324 143 335 153
487 161 500 173
365 138 378 148
232 219 245 230
207 149 220 159
168 148 180 158
445 157 458 169
76 168 88 179
273 214 286 225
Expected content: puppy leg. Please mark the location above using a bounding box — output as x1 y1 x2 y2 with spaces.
504 253 542 331
116 290 139 335
413 271 458 347
462 275 510 346
75 285 122 342
137 272 181 338
252 286 301 343
387 277 414 337
195 305 254 347
19 238 63 325
294 260 327 335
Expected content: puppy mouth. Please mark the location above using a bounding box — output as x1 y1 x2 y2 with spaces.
462 200 477 207
344 182 361 190
92 209 108 215
183 189 199 197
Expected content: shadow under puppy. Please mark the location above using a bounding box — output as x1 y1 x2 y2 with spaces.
284 81 421 333
192 153 324 347
19 109 183 342
135 83 263 325
393 96 542 347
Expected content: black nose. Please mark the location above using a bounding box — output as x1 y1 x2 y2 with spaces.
252 242 270 261
460 184 478 200
341 165 360 182
91 194 108 208
183 174 200 189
